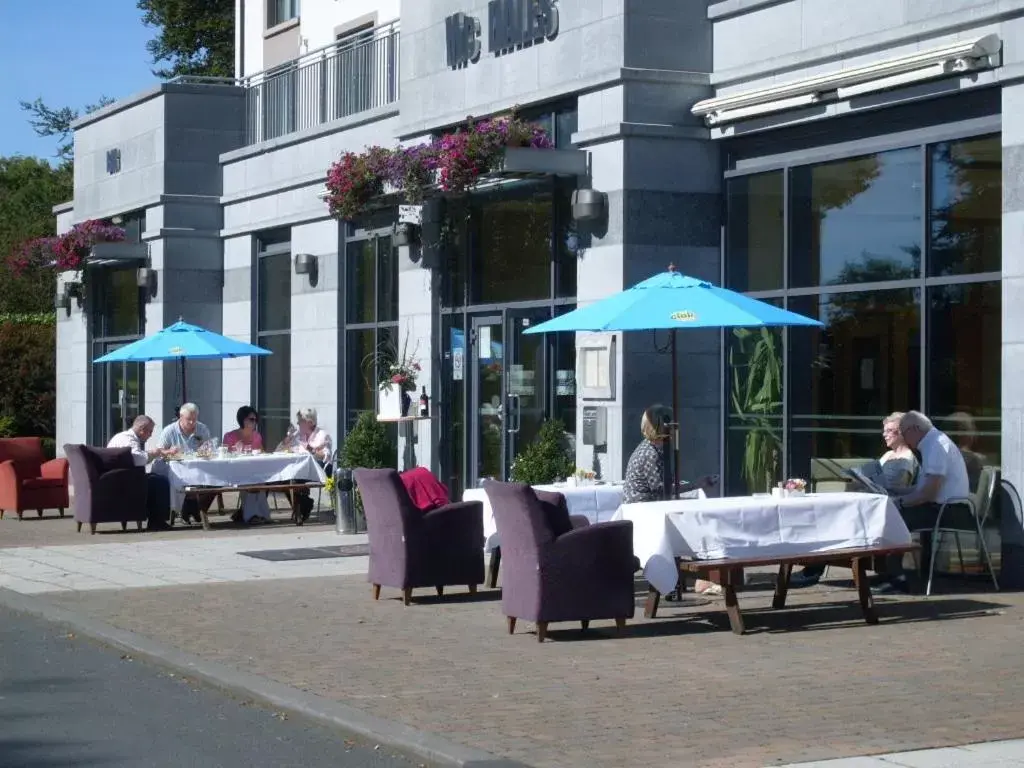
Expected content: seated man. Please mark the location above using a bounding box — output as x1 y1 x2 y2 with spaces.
874 410 970 594
107 414 175 531
159 402 215 525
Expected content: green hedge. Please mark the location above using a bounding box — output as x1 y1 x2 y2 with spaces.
0 320 55 438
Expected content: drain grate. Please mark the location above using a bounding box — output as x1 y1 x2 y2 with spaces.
239 544 370 562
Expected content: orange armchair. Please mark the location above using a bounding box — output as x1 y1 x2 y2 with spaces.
0 437 69 520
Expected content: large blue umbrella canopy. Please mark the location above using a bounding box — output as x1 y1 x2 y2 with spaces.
523 270 822 333
93 320 272 402
523 268 822 493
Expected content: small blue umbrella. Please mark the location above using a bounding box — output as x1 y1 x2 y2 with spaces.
93 320 272 402
524 267 822 487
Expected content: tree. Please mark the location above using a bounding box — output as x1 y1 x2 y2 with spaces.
0 157 73 313
19 97 115 166
138 0 235 79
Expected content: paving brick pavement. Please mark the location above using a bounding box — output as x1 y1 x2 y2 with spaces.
38 574 1024 768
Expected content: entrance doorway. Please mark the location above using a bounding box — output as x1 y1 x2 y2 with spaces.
92 342 144 444
469 308 555 485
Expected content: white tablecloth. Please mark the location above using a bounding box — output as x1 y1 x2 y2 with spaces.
614 492 912 595
464 484 625 553
152 453 326 512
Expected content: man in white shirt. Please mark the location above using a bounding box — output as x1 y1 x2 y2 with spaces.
107 415 174 531
875 410 971 593
158 403 214 525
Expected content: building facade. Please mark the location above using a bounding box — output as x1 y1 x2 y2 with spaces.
56 0 1024 572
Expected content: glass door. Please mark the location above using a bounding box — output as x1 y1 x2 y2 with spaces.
468 309 552 485
94 343 144 445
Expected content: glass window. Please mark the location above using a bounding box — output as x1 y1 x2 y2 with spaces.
928 281 1001 469
346 239 375 324
92 268 143 338
789 149 922 287
725 309 784 496
257 252 291 333
440 314 467 497
726 171 784 292
554 109 578 149
929 135 1001 276
268 0 298 28
788 289 921 481
256 333 290 448
376 236 398 322
555 180 577 299
346 328 376 422
473 186 553 304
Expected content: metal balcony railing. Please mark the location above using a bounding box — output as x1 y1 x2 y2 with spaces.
243 20 400 146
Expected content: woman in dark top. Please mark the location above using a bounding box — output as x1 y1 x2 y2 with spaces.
623 405 717 503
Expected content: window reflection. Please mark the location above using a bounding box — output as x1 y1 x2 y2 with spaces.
726 171 783 292
928 282 1001 470
929 135 1001 276
790 149 922 287
346 240 375 324
257 333 291 448
474 186 553 304
788 290 921 479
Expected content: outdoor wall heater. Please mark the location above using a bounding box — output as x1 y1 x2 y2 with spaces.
136 267 158 300
294 253 318 286
571 188 606 223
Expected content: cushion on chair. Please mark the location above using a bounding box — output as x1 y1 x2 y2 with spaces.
399 467 451 512
534 489 573 537
81 445 136 475
22 477 67 490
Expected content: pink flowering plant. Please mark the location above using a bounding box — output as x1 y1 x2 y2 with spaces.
324 109 554 220
6 220 126 303
364 335 421 394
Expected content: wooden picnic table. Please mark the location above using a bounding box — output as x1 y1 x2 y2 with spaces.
644 544 921 635
176 481 324 531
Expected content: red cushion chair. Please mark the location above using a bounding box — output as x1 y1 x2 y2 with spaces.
0 437 69 520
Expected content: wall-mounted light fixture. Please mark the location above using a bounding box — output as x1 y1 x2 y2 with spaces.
64 281 84 309
571 188 607 224
54 288 71 317
294 253 318 286
393 222 419 248
137 267 158 300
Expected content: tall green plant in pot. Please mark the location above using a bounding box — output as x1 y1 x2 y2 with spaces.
339 411 396 529
730 327 783 494
509 419 575 485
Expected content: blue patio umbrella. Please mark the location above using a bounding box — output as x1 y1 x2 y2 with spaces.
93 320 272 402
524 266 822 488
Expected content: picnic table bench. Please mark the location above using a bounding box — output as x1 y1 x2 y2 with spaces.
644 543 920 635
175 481 324 531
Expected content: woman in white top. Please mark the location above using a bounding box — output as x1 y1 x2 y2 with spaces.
277 408 334 521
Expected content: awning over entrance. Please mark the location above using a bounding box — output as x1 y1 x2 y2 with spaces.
87 242 148 268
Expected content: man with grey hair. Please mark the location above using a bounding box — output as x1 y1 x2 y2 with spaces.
159 403 213 525
874 410 970 593
107 415 174 531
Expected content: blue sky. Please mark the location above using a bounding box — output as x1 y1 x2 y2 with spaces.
0 0 157 160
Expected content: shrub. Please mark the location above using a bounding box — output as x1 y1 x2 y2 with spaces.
509 419 575 485
0 321 55 438
338 411 397 528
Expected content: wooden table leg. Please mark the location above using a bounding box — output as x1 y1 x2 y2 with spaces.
199 499 211 531
852 556 878 625
723 569 745 635
773 563 793 609
487 547 501 589
292 492 304 526
644 586 661 619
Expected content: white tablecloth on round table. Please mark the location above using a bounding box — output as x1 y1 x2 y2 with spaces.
463 484 625 552
152 453 326 513
613 492 912 595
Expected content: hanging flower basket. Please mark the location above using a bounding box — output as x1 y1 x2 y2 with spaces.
5 220 126 310
323 109 557 222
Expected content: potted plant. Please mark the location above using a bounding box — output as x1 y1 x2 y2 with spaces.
509 419 575 485
338 410 396 531
367 336 421 419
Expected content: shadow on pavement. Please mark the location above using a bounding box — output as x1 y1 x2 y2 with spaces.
0 738 111 767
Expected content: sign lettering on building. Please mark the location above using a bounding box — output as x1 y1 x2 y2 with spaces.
445 0 558 68
105 148 122 175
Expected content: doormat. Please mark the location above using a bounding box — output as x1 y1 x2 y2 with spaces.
239 544 370 562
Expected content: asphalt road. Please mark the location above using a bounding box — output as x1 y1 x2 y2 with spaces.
0 604 425 768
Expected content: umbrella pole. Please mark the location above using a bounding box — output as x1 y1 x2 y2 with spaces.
181 358 188 405
671 329 680 500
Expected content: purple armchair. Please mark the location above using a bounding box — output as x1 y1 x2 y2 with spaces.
484 482 635 642
354 468 485 605
64 444 149 534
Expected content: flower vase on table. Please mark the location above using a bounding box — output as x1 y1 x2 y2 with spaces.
378 386 405 419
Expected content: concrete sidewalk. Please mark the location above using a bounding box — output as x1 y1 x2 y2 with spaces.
779 740 1024 766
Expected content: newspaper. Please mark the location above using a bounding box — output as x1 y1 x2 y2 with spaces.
844 466 888 496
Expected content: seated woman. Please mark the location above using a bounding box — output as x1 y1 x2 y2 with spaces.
277 407 334 522
223 406 271 525
624 404 719 595
791 412 918 587
223 405 264 453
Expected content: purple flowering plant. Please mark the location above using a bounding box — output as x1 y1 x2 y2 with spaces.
325 109 553 221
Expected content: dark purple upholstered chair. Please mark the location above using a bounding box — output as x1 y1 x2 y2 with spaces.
484 481 635 642
354 468 485 605
64 444 149 534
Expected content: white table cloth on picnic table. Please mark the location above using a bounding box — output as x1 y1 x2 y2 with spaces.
152 453 327 518
463 483 626 553
613 492 912 596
